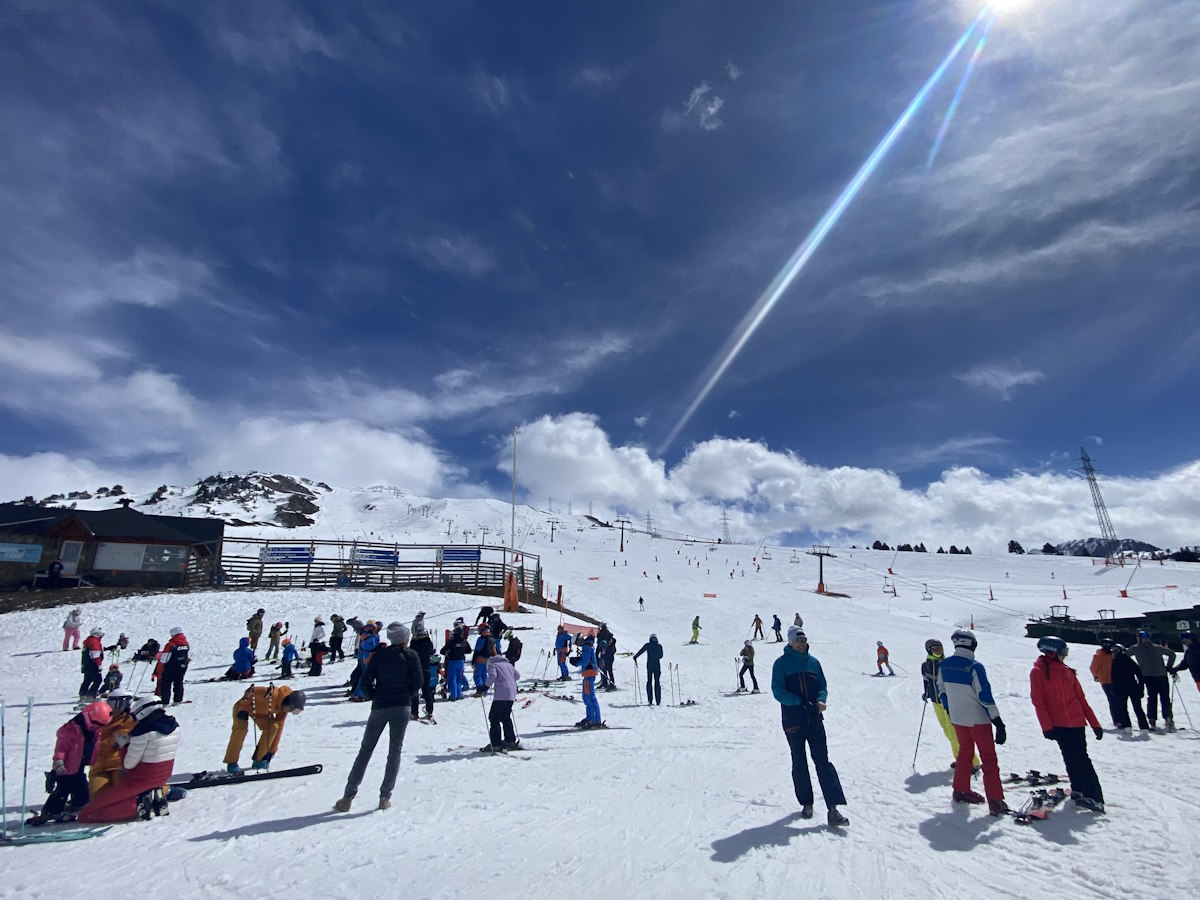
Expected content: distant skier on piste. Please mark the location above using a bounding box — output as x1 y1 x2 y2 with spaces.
772 615 783 642
752 615 764 640
936 629 1008 816
576 635 603 727
689 616 701 644
634 634 664 706
554 625 572 681
738 641 759 692
1029 636 1105 813
875 641 895 676
921 639 977 771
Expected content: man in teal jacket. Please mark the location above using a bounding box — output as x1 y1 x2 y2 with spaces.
771 626 848 828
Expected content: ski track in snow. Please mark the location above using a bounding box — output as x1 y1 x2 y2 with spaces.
1 497 1198 898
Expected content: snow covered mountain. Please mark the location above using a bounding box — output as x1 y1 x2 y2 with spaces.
1055 537 1162 557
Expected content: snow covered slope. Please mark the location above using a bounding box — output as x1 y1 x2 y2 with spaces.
1 503 1198 898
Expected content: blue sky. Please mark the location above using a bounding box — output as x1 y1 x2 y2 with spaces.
1 0 1198 548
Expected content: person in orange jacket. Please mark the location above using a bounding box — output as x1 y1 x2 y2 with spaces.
1088 638 1121 727
88 690 138 796
223 684 307 774
875 641 895 676
1030 636 1105 813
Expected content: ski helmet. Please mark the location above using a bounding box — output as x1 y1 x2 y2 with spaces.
82 700 111 728
1100 637 1115 649
951 629 977 651
170 626 185 637
924 639 944 655
256 608 265 616
106 689 133 714
284 691 307 712
1113 643 1127 654
877 641 884 647
130 696 162 721
744 639 752 647
649 634 658 641
1182 631 1194 643
1037 636 1068 658
89 627 104 637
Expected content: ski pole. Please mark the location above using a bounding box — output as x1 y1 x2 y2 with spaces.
1 700 7 839
480 695 493 749
675 664 683 705
734 657 739 692
20 698 32 836
912 700 928 770
669 664 677 707
1173 678 1194 729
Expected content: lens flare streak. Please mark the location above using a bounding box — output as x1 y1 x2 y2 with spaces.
927 13 995 169
660 8 991 452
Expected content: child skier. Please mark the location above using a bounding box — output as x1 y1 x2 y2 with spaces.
265 621 287 660
29 701 111 825
223 636 256 680
281 638 300 678
472 625 495 696
920 639 978 770
224 684 307 773
79 627 105 704
876 641 895 676
87 690 137 797
576 635 603 728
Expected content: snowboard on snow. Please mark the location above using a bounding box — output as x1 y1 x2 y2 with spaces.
170 764 322 790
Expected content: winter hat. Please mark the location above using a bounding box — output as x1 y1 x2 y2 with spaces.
170 626 184 637
1137 629 1151 640
282 637 292 645
877 641 884 647
744 639 752 647
480 625 491 635
649 634 658 641
314 616 325 625
787 625 806 644
951 629 977 651
272 621 283 630
284 691 307 712
387 622 411 646
256 608 265 616
89 627 104 637
82 700 112 729
107 662 120 671
72 607 82 615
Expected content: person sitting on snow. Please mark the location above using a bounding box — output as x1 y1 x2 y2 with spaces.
223 684 307 773
77 696 180 823
222 636 256 680
29 701 111 825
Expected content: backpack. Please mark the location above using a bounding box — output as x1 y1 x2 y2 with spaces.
505 635 523 664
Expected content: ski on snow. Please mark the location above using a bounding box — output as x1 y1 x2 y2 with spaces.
1007 770 1064 786
1012 788 1070 824
170 764 323 790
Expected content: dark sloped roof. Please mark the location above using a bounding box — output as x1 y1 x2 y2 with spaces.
51 507 224 546
0 503 70 535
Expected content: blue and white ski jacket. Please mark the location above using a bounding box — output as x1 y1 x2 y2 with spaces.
936 648 1000 726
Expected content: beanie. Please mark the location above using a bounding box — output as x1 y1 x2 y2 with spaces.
387 622 411 645
787 625 806 643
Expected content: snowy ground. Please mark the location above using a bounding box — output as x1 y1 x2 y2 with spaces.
1 506 1198 898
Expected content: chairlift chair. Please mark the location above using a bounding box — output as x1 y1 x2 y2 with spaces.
789 551 800 563
761 550 772 560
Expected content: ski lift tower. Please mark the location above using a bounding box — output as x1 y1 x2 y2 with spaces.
1080 447 1120 563
808 545 836 594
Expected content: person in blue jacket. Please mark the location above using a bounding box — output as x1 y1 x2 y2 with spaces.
633 634 664 705
281 638 300 678
351 623 381 700
576 636 603 727
472 625 495 696
223 637 256 680
440 626 471 701
771 626 848 828
554 625 573 681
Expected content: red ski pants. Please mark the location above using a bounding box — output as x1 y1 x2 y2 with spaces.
952 723 1003 800
77 760 174 823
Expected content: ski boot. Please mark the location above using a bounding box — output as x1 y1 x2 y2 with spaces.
952 790 984 804
334 796 353 812
988 798 1010 817
502 739 522 751
575 717 590 727
800 804 814 819
226 762 243 775
751 688 760 694
378 797 391 810
480 744 499 753
251 759 269 771
827 807 849 828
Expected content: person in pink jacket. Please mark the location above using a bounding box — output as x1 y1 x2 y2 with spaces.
29 701 111 824
78 696 180 823
483 651 520 751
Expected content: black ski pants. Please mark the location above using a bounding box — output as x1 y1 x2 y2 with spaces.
1113 686 1149 729
79 663 101 700
43 772 88 818
1100 684 1122 726
1051 726 1104 804
488 699 516 746
784 721 846 809
739 661 759 691
1144 675 1172 724
646 669 661 705
330 634 345 661
410 681 435 719
158 668 185 705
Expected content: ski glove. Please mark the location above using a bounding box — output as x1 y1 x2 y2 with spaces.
237 710 250 720
1043 729 1055 740
991 717 1006 745
1092 727 1103 741
53 760 67 776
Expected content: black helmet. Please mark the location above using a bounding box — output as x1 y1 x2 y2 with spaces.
1100 637 1115 649
924 639 944 655
1182 630 1194 642
1037 636 1068 658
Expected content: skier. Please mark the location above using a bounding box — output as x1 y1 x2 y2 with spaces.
1089 638 1122 726
155 626 189 706
223 684 307 773
600 637 617 691
312 616 327 646
1029 636 1105 813
751 615 764 640
689 616 701 645
920 639 977 770
936 629 1008 816
307 634 328 677
554 624 573 681
79 627 105 704
132 638 160 663
772 615 783 642
334 622 423 812
472 625 495 696
576 635 603 727
738 640 759 692
1170 630 1199 693
1109 644 1150 731
246 609 265 652
349 621 381 697
875 641 895 676
77 695 180 823
596 622 614 647
488 613 509 650
222 636 256 681
1132 630 1176 731
409 618 436 721
771 627 849 828
63 607 83 651
280 638 300 678
329 614 347 661
634 635 664 706
101 663 123 695
29 701 111 825
639 597 645 611
483 644 520 751
794 613 804 628
265 621 287 660
440 624 471 700
475 604 494 627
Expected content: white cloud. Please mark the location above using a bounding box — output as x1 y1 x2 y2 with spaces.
404 234 495 277
634 415 650 428
576 67 614 88
954 363 1045 399
1084 435 1104 447
684 82 712 116
726 60 742 82
699 96 725 131
472 73 511 113
727 410 740 419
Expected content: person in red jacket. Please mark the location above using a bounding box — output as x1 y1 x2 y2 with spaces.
29 701 111 824
79 627 105 703
1030 636 1105 813
155 627 190 706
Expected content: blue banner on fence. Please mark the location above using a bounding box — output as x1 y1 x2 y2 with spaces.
259 546 315 564
438 547 481 563
352 548 399 566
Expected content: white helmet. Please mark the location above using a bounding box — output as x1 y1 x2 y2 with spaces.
89 627 104 637
130 696 162 720
169 626 184 637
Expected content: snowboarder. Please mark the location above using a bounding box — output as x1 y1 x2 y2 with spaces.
155 626 189 706
1110 644 1149 731
936 629 1008 816
223 684 307 773
1089 638 1122 726
472 625 495 696
329 614 347 661
1170 630 1199 694
223 636 256 681
63 607 83 651
77 696 180 823
920 639 977 770
599 637 617 690
280 638 299 678
483 646 520 751
772 615 783 642
634 635 664 705
409 620 436 721
79 627 105 703
440 625 471 700
554 625 572 681
576 635 603 727
771 627 849 828
689 616 701 645
29 701 111 824
738 641 759 692
265 621 287 660
875 641 895 676
1030 636 1105 813
334 622 423 812
1132 630 1176 731
751 615 764 640
246 609 265 651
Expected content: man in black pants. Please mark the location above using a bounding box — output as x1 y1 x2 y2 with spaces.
1133 630 1176 731
409 621 436 720
634 634 664 706
738 641 760 692
1110 645 1149 731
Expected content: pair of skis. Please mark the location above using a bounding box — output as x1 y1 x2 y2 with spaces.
1007 770 1062 786
170 764 323 790
1012 787 1069 824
